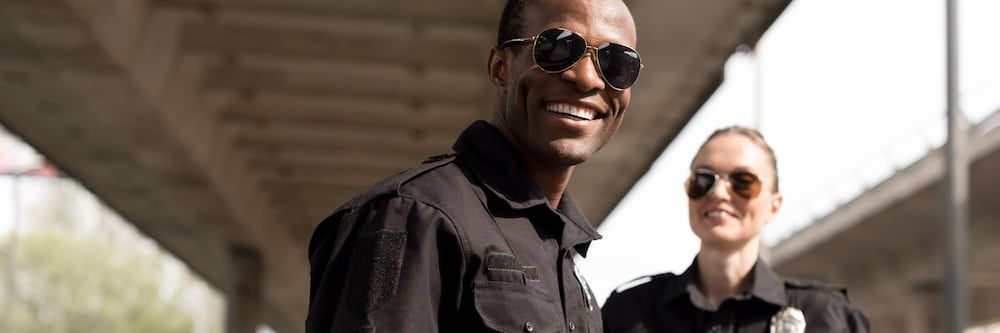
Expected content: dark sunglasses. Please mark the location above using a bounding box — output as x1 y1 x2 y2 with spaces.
500 28 643 91
685 169 763 200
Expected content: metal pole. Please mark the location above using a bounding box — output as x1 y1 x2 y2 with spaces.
943 0 968 331
752 46 763 130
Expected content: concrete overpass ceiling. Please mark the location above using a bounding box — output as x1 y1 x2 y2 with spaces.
0 0 792 330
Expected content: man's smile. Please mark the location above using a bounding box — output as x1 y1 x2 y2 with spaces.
544 102 603 121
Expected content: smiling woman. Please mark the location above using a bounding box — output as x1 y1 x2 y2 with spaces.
601 126 870 333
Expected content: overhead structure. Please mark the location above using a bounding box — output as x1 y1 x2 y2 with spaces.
0 0 793 331
772 113 1000 332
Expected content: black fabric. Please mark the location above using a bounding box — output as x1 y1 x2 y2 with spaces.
603 257 870 333
347 230 406 313
486 252 522 271
307 120 603 333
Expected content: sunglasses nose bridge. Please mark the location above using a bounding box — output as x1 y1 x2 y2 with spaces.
692 173 733 200
708 175 733 199
560 46 606 91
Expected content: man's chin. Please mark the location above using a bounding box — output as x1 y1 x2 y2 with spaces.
544 141 598 166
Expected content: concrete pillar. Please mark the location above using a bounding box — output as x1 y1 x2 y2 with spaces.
904 295 931 333
227 246 262 333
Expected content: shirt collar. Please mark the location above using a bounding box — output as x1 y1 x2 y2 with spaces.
749 257 788 307
451 121 601 255
659 256 787 309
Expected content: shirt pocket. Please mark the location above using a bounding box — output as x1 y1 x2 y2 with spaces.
473 280 563 333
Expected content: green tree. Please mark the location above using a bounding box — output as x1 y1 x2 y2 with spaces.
0 178 223 333
2 227 194 333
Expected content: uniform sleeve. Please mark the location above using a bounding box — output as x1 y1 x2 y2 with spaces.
306 196 466 333
794 288 871 333
842 301 870 333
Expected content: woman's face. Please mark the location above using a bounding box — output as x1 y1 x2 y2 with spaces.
687 134 782 249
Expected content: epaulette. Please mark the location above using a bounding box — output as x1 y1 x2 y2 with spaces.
344 153 457 211
784 278 850 301
612 272 674 295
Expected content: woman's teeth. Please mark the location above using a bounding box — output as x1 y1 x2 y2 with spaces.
705 210 730 218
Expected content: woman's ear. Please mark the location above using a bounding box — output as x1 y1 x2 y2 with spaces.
488 47 508 87
770 193 783 215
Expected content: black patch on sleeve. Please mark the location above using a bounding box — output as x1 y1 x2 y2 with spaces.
486 252 521 272
348 230 407 314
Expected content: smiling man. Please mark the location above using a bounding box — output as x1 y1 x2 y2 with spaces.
306 0 641 332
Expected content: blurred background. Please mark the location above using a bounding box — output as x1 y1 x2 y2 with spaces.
0 0 998 332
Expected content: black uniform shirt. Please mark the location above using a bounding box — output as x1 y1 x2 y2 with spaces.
307 121 604 332
602 258 869 333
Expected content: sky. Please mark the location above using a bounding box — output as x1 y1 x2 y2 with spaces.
579 0 1000 305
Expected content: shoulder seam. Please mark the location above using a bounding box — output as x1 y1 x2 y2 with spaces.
397 193 472 273
393 154 457 193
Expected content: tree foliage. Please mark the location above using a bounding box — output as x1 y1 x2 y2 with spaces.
0 178 222 333
1 226 196 333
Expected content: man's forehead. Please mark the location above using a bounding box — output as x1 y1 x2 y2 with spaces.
521 0 636 46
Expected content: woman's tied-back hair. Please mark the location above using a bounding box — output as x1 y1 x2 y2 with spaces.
698 126 780 193
497 0 528 48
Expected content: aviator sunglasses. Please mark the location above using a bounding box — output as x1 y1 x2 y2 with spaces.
685 169 763 200
500 28 643 91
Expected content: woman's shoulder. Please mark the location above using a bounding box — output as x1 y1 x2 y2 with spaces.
603 272 682 311
602 272 681 332
783 278 852 306
783 278 871 332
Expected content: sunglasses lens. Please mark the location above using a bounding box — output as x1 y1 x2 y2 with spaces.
534 29 587 72
729 172 762 199
597 43 642 89
686 173 716 199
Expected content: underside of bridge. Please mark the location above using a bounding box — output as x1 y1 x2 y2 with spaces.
772 117 1000 332
0 0 792 331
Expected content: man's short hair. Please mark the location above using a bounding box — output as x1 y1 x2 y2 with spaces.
497 0 528 47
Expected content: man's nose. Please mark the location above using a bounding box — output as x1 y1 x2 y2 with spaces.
560 52 606 92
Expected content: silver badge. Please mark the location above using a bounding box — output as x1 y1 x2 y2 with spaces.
770 307 806 333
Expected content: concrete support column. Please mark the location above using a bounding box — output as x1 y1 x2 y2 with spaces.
904 294 931 333
227 246 262 333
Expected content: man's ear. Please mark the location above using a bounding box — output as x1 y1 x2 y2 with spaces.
488 47 508 87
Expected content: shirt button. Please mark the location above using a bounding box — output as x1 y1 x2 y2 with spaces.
568 321 576 331
524 321 534 332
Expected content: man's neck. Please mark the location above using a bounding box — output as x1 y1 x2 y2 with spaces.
488 119 574 208
695 240 759 308
524 160 573 208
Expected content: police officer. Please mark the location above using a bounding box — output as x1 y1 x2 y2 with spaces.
602 127 870 333
306 0 643 331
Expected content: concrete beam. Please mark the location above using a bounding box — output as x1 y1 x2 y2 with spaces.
227 246 262 333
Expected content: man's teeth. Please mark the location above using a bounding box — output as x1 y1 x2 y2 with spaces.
546 104 596 120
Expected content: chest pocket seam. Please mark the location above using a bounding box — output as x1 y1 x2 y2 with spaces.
473 280 563 333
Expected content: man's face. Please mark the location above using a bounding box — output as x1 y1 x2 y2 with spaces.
492 0 636 167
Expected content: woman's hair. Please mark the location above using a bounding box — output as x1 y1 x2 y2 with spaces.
697 126 779 192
